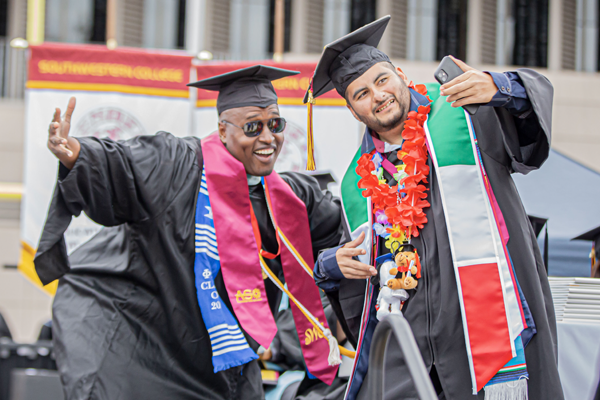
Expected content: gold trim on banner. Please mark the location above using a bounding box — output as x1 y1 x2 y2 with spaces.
195 97 347 108
26 81 190 98
18 241 57 296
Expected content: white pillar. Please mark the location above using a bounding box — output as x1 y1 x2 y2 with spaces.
323 0 350 46
548 0 563 70
144 0 178 49
466 0 482 66
230 0 269 60
496 0 507 66
407 0 437 62
582 0 598 72
185 0 208 55
290 0 308 54
7 0 28 38
418 0 437 62
376 0 392 55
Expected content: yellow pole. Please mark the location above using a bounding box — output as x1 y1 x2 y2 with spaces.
26 0 45 45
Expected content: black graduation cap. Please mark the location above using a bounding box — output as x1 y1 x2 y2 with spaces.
304 15 391 101
573 225 600 274
528 215 548 238
573 225 600 251
306 172 336 191
188 65 300 114
528 215 549 272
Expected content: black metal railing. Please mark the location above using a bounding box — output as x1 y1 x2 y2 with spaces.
367 314 437 400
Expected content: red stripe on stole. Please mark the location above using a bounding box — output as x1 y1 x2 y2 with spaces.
458 263 514 391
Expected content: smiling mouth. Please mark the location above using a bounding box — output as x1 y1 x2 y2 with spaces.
254 148 275 161
376 99 395 113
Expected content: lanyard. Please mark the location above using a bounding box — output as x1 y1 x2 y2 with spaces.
248 178 281 260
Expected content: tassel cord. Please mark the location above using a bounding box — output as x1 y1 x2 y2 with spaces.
259 255 353 362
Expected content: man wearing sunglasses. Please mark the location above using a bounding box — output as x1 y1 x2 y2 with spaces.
34 65 345 400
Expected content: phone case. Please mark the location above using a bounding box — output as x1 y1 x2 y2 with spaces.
434 56 479 115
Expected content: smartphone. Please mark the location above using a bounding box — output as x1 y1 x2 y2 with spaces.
434 56 480 115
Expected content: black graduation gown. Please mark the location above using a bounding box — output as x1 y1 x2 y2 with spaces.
34 133 343 400
327 69 564 399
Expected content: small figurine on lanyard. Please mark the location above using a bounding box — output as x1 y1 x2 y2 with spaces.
376 256 409 321
388 243 421 290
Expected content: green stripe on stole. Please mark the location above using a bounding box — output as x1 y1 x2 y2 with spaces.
341 148 369 232
425 82 475 167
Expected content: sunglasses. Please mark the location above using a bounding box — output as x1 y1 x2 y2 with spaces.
220 117 286 137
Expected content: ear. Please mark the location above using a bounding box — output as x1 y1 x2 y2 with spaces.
395 67 410 86
346 103 360 122
218 121 227 144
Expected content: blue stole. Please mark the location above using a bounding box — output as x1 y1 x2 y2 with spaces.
194 168 258 373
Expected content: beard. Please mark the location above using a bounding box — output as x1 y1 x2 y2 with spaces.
355 94 407 133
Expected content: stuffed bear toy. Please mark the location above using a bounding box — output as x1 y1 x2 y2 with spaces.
376 260 409 321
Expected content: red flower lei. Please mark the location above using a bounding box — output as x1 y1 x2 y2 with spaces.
355 83 431 239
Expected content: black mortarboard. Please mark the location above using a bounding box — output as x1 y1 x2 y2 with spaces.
188 65 300 114
573 225 600 251
307 172 336 191
528 215 548 238
304 15 391 101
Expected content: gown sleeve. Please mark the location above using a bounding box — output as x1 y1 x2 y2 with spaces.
34 132 198 284
492 68 553 174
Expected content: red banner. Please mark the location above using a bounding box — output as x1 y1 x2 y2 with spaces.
193 61 345 107
27 43 193 98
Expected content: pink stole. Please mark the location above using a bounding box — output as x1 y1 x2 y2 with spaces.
202 133 337 384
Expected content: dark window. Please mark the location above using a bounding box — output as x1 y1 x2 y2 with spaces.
512 0 548 67
268 0 292 53
177 0 186 49
436 0 468 61
90 0 107 43
0 0 7 37
350 0 376 32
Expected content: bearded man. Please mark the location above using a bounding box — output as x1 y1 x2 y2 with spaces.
309 16 562 400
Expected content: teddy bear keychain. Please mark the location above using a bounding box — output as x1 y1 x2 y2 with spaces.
376 258 409 321
387 243 422 291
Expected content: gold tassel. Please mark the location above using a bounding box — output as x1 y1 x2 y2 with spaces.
306 86 316 171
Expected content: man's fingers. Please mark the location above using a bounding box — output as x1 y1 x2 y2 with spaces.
48 138 73 157
345 231 365 249
58 144 73 157
344 272 373 279
441 79 474 97
340 259 376 275
341 268 375 279
64 97 76 123
339 247 366 258
449 55 473 72
48 136 67 146
446 87 478 103
452 95 478 108
441 72 471 93
53 108 61 123
48 122 60 136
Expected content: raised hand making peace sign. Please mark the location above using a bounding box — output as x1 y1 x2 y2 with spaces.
47 96 80 169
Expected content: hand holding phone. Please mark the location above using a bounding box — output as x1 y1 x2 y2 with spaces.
434 56 480 115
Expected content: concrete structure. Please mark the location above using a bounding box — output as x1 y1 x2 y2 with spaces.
1 0 600 342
